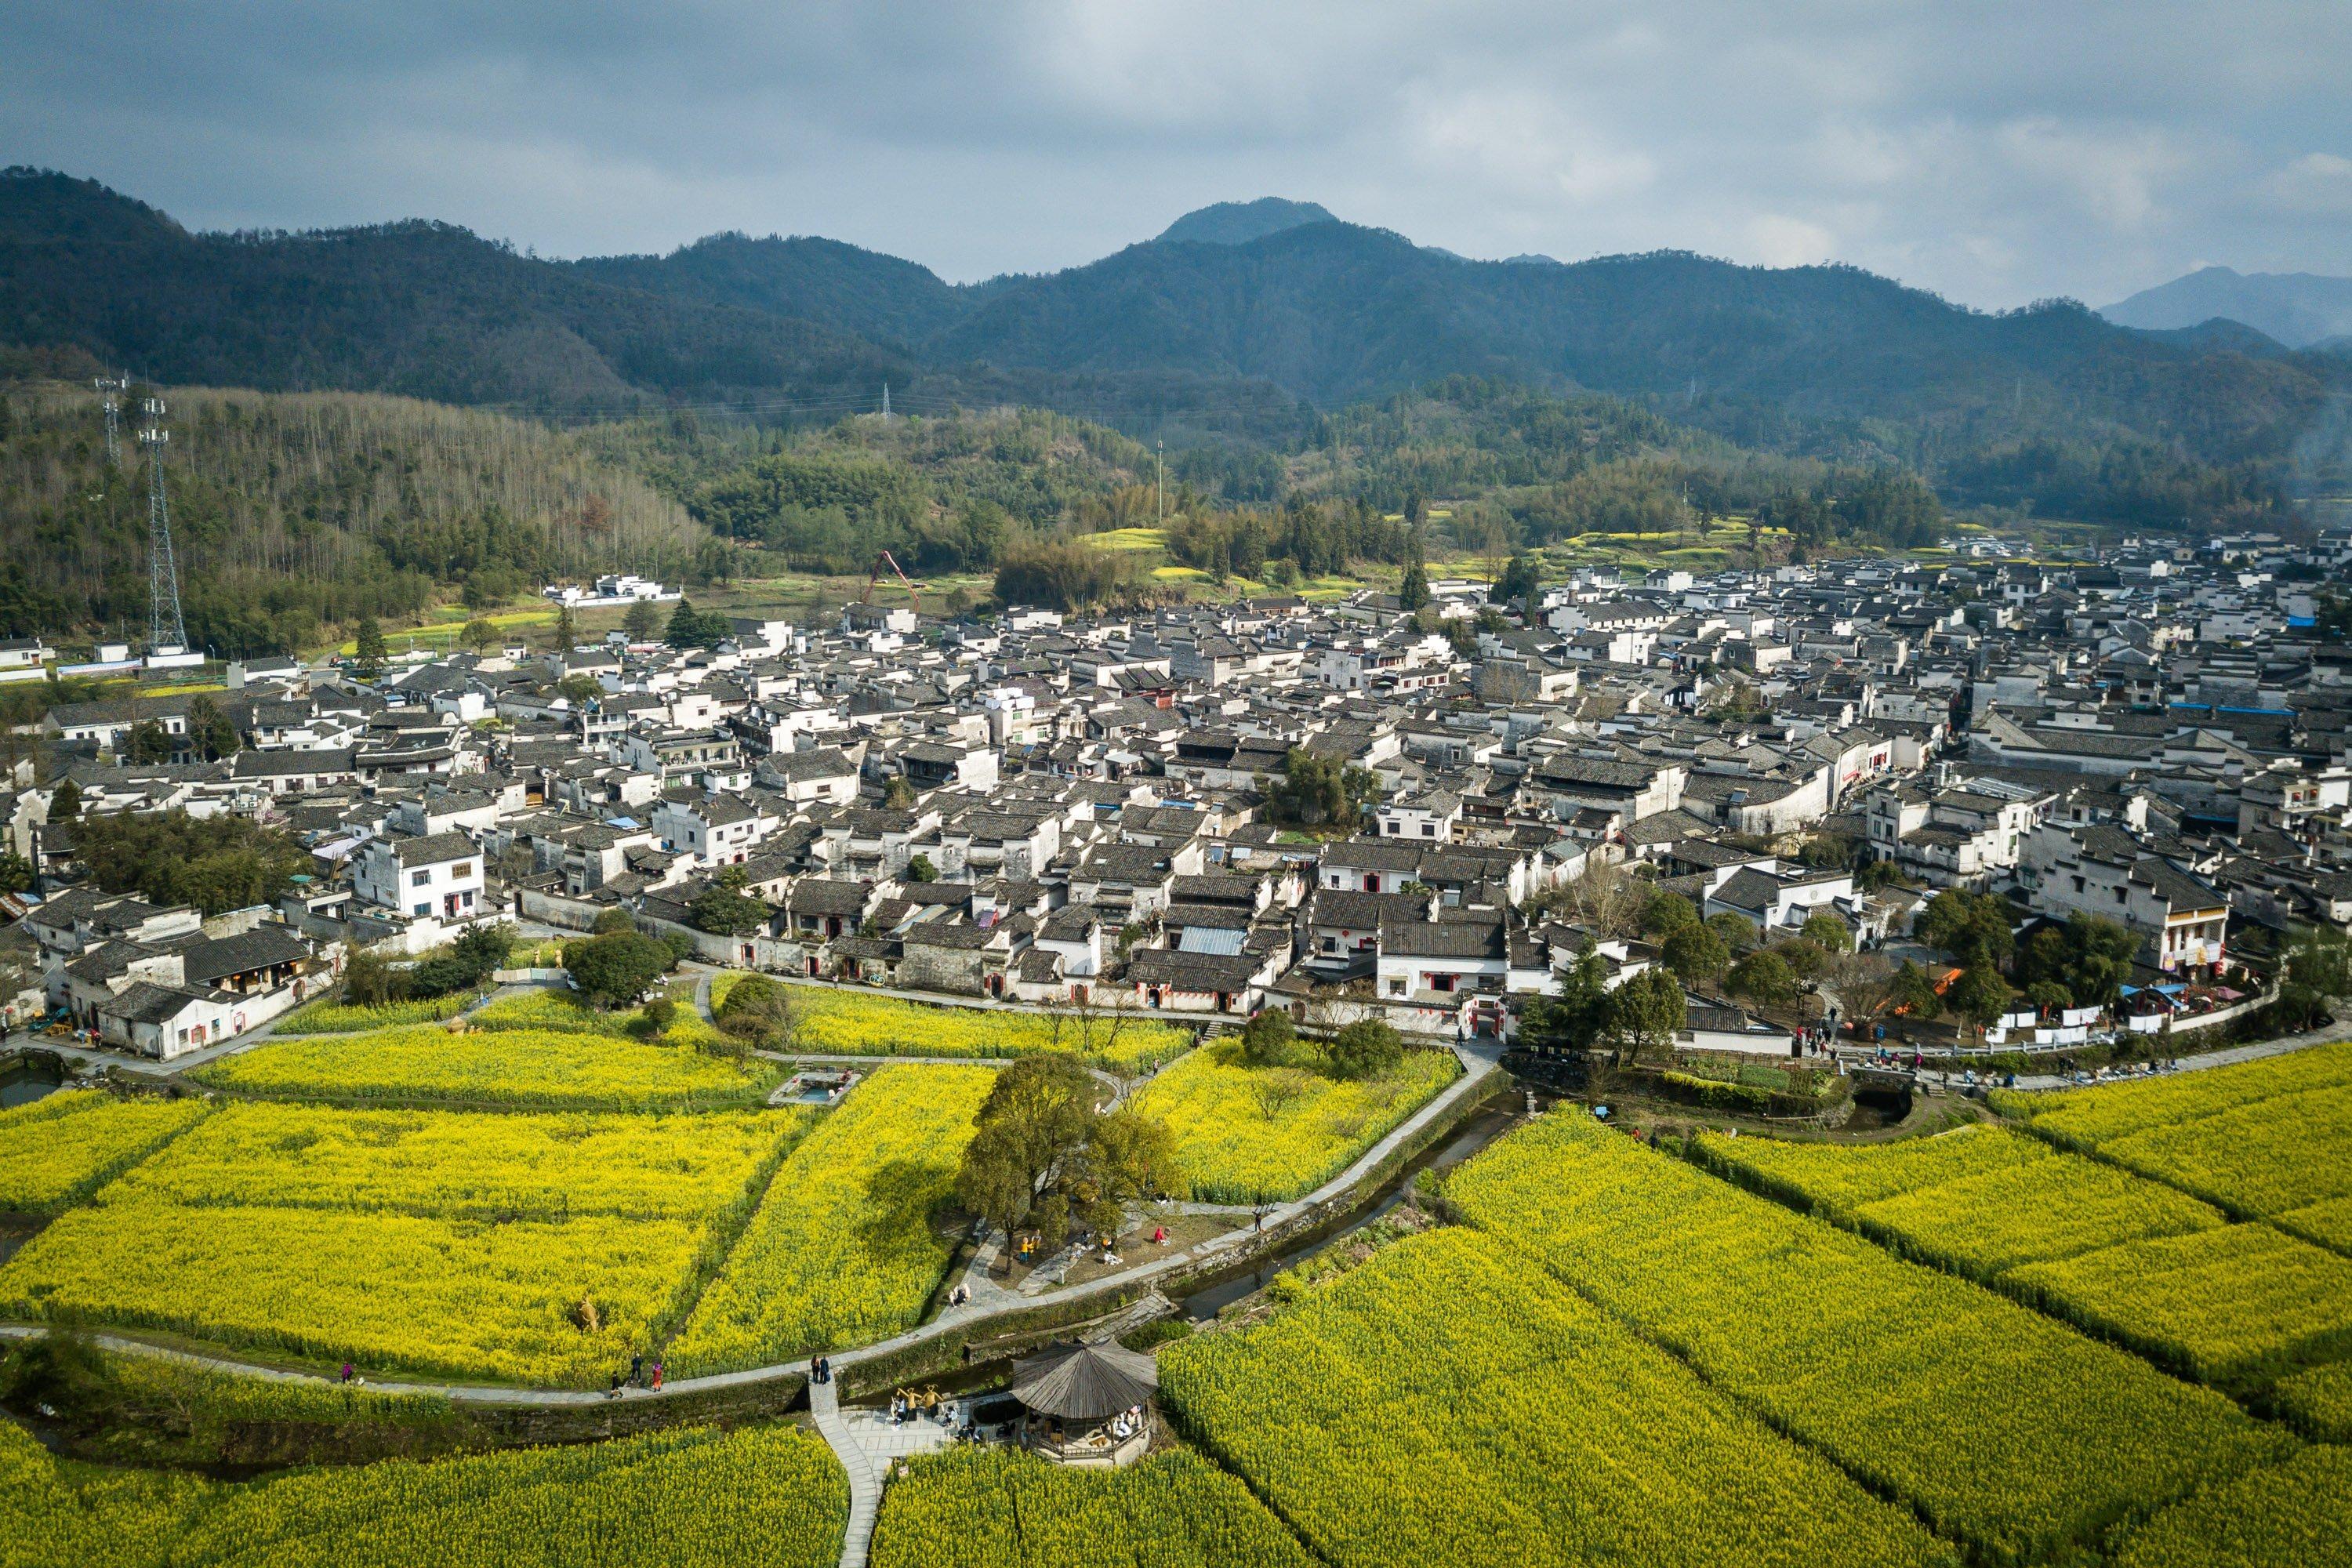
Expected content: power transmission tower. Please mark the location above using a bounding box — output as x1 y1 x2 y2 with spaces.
136 399 187 653
94 373 128 465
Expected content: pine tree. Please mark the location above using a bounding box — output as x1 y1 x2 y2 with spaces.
550 603 579 652
354 615 389 678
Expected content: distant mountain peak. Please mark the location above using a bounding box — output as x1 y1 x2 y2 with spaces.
2102 264 2352 349
1156 198 1338 247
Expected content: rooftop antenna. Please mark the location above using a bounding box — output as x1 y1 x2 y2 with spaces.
136 398 187 655
94 374 129 466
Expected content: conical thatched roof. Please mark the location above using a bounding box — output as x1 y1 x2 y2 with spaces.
1008 1340 1160 1421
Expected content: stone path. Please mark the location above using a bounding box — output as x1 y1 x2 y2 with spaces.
807 1377 880 1568
1946 1019 2348 1094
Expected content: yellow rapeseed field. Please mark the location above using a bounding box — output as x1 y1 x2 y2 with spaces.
2111 1446 2352 1568
872 1448 1316 1568
111 1101 809 1222
1134 1043 1457 1203
0 1419 847 1568
786 986 1192 1070
190 1024 778 1112
666 1064 994 1374
0 1092 209 1215
2269 1359 2352 1442
1448 1111 2291 1564
1159 1226 1958 1568
0 1100 811 1386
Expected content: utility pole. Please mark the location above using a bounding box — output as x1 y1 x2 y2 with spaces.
137 398 187 655
880 383 891 423
1156 441 1165 526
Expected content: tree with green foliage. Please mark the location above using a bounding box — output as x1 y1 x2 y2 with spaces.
1327 1018 1406 1080
1705 910 1759 953
590 906 637 935
2014 914 2139 1009
0 851 32 895
557 673 603 706
353 615 389 678
1662 922 1730 987
124 720 173 765
1640 888 1698 938
664 598 730 649
550 602 579 652
2022 980 2074 1014
1239 1007 1301 1069
956 1055 1184 1254
48 776 80 822
687 876 770 936
183 695 239 762
882 775 916 810
906 854 939 884
1800 911 1853 953
1888 959 1944 1022
1727 949 1798 1009
2278 924 2352 1032
408 921 515 996
459 619 499 655
1605 967 1687 1063
1521 950 1610 1054
1397 561 1431 612
1919 889 2014 971
73 808 308 914
1947 964 2016 1036
1261 747 1380 829
716 973 799 1053
622 597 662 642
1491 553 1542 609
561 930 673 1007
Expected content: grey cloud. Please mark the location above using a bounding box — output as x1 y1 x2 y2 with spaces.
2 1 2345 305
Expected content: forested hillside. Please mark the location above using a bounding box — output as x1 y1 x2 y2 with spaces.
0 383 715 652
6 169 2340 523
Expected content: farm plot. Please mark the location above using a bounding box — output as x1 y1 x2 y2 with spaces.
782 986 1192 1071
871 1448 1315 1568
0 1420 847 1568
1449 1112 2291 1565
0 1103 811 1386
2111 1446 2352 1568
1157 1226 1956 1568
664 1065 994 1374
0 1092 208 1215
1134 1042 1458 1203
191 1024 779 1112
1993 1038 2352 1151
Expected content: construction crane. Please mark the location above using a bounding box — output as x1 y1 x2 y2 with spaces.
866 550 921 617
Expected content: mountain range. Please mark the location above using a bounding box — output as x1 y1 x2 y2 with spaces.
1 167 2343 476
2102 266 2352 351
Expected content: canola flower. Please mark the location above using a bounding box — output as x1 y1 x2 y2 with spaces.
1158 1227 1958 1568
190 1024 778 1112
870 1447 1316 1568
665 1064 994 1374
1447 1111 2291 1564
0 1092 209 1214
1133 1042 1457 1203
0 1099 811 1385
271 994 474 1034
2110 1446 2352 1568
0 1420 847 1568
1992 1038 2352 1149
786 986 1192 1071
111 1101 809 1223
2268 1359 2352 1443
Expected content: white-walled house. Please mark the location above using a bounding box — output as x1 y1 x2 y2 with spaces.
352 831 485 920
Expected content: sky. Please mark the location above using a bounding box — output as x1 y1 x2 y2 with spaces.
5 2 2347 309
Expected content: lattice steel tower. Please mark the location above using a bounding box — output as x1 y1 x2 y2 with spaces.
137 398 187 652
94 374 128 465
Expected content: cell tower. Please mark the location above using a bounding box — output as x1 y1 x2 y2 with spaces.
93 374 129 466
136 398 187 654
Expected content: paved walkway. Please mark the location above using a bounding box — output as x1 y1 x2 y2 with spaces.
1939 1018 2348 1094
807 1378 880 1568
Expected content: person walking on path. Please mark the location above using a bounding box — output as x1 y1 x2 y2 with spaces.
630 1352 644 1388
650 1362 663 1392
608 1372 624 1399
340 1361 354 1385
